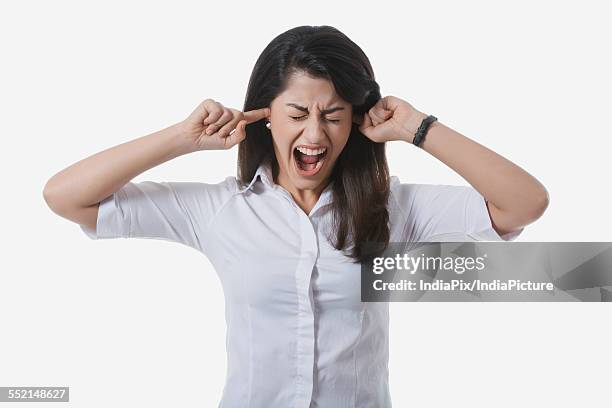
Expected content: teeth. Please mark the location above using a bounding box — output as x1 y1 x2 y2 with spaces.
296 146 327 156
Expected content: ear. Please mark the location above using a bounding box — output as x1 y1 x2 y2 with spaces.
352 112 364 125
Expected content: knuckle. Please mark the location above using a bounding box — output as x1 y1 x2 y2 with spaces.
203 100 216 111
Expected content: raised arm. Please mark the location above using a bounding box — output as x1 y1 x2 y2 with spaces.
358 95 549 238
411 116 549 237
43 98 269 232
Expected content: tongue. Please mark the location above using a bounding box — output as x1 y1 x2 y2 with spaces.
297 152 319 164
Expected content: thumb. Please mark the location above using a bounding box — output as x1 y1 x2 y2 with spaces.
243 107 270 124
226 119 248 148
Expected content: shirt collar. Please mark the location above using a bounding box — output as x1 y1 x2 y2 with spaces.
240 159 275 193
239 160 335 213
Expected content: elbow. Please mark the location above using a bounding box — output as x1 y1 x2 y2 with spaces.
43 180 58 212
525 186 550 223
43 178 65 215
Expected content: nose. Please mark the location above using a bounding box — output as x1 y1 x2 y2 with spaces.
301 115 327 144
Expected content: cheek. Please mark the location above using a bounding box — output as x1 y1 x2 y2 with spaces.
331 129 351 151
270 135 294 161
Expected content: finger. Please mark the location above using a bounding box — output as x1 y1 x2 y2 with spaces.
359 115 384 142
199 108 210 124
370 97 394 124
203 102 224 125
373 103 393 121
373 110 392 125
189 101 210 123
359 112 373 134
368 107 385 126
216 114 242 138
226 120 247 148
213 108 233 127
243 107 270 124
207 108 233 135
381 95 401 111
373 107 392 124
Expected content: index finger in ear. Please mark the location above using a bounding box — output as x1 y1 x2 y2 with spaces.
243 107 271 124
352 113 364 125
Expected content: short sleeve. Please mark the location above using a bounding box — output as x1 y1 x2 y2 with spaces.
389 176 524 242
80 177 237 253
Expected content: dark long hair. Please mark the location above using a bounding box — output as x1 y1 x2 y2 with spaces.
238 25 390 263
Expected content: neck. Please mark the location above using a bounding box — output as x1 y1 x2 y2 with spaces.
275 167 329 215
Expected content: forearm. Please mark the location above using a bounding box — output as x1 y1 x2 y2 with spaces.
416 119 549 221
43 122 193 212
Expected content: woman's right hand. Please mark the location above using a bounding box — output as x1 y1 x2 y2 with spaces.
179 99 270 151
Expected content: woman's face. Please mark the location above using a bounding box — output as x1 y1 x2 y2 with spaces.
268 71 354 192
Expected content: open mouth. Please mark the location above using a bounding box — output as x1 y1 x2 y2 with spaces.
293 145 328 176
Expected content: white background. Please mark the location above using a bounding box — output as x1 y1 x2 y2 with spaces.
2 0 611 407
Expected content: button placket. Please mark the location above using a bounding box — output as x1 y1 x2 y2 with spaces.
268 181 324 406
293 203 319 407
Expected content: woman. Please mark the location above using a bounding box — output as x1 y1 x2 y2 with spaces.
43 25 548 407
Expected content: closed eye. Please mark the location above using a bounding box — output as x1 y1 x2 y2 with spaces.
290 116 341 123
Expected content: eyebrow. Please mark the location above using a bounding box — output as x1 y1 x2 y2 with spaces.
285 103 345 115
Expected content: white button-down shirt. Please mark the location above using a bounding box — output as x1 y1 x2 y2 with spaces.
81 159 522 407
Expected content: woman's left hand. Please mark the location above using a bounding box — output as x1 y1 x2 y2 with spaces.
357 95 428 143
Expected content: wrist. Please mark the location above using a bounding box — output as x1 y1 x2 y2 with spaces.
400 110 428 143
170 121 199 155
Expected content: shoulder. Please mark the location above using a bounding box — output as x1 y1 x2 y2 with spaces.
139 176 240 219
388 175 514 242
389 175 475 205
162 176 239 197
388 175 482 225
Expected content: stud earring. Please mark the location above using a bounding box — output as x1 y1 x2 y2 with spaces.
265 121 271 129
